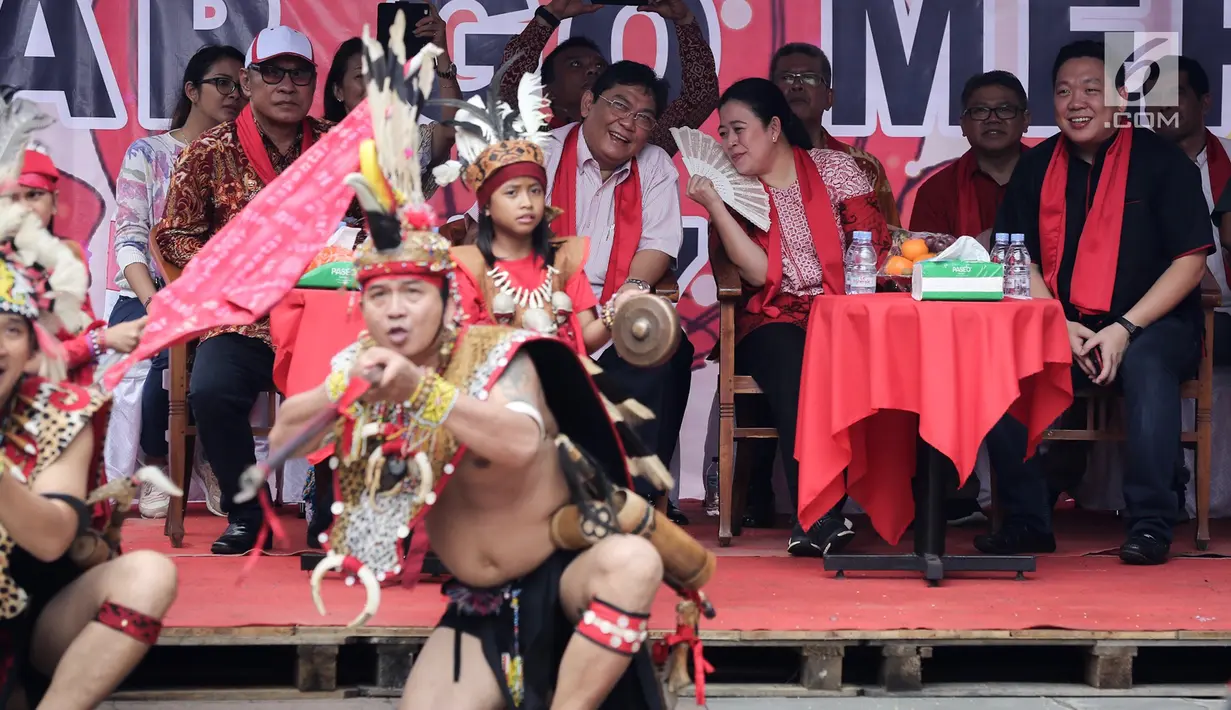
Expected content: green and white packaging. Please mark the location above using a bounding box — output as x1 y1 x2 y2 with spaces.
910 260 1004 301
297 262 358 290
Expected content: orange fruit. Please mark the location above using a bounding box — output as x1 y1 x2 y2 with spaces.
900 238 929 261
917 253 937 262
885 255 914 276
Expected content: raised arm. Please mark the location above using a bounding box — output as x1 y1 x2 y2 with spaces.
646 14 718 155
152 141 215 269
498 12 556 110
0 422 94 562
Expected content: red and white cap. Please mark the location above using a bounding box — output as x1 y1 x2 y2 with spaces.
246 26 314 66
18 145 58 192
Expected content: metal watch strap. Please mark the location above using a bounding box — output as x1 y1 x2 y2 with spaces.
625 278 651 292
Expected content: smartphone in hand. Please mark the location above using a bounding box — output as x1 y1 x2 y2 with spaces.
378 2 433 56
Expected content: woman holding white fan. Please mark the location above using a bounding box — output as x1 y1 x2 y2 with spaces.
683 78 891 557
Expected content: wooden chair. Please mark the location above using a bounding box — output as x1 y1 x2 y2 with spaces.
1039 270 1221 551
710 240 769 547
149 242 283 549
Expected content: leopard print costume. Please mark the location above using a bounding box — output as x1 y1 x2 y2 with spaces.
0 377 108 620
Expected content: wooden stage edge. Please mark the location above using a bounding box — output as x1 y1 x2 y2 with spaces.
158 625 1231 645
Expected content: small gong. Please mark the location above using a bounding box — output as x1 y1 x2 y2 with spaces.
612 294 681 368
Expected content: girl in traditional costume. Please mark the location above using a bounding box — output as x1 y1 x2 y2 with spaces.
430 66 631 356
686 78 891 557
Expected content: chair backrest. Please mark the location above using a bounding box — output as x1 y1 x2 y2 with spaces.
149 234 183 284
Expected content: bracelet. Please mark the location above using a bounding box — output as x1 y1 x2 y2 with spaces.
325 370 348 404
601 300 616 330
87 329 106 359
624 278 651 292
535 5 561 28
435 61 458 81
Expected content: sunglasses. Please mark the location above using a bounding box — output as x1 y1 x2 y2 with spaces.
252 64 316 87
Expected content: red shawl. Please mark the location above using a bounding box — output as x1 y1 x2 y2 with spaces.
550 125 640 303
953 145 1024 237
237 104 316 186
748 147 846 316
1038 127 1132 315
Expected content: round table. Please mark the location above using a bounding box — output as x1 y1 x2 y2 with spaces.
795 293 1074 546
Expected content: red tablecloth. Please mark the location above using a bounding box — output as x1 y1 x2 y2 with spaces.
270 289 365 398
795 293 1074 545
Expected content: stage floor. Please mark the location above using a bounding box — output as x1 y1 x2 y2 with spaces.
127 502 1231 636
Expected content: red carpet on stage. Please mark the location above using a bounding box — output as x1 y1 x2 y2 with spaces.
128 503 1231 634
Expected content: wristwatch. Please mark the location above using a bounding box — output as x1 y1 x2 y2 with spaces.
1115 316 1141 341
624 278 651 292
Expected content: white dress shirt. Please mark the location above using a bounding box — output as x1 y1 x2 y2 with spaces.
1194 135 1231 315
467 123 683 300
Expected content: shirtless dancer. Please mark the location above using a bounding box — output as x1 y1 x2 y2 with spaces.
0 87 179 709
266 38 706 709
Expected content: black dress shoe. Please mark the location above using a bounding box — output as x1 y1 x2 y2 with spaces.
211 521 273 555
1119 533 1169 565
666 501 689 526
787 514 855 558
973 525 1056 555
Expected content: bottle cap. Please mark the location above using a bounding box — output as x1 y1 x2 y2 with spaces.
994 232 1009 242
853 230 871 242
1010 233 1026 242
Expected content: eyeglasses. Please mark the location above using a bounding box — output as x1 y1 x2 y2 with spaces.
963 105 1024 121
252 64 316 87
199 77 239 95
597 95 657 132
775 72 826 88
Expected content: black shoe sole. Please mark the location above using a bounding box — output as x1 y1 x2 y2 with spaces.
1119 548 1167 565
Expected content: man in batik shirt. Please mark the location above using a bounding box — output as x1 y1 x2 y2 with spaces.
497 0 717 156
153 26 354 555
770 42 900 226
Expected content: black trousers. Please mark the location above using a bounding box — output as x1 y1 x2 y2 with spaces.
734 323 809 513
985 314 1200 543
596 332 694 501
1214 311 1231 367
188 333 275 523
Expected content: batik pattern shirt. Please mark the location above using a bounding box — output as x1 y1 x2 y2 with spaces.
498 17 718 156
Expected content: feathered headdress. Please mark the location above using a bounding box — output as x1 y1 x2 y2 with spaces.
0 87 91 365
428 55 554 203
344 18 453 288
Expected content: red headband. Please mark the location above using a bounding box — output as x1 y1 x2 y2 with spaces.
476 162 547 208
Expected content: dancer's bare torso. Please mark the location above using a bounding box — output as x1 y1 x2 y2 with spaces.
425 396 568 589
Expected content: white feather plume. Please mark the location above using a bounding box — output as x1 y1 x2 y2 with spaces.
454 129 491 165
514 71 551 146
432 161 463 186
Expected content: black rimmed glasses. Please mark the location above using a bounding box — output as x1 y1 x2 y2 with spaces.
199 77 239 95
597 95 657 132
252 64 316 87
963 105 1024 121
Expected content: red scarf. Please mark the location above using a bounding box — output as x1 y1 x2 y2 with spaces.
1038 127 1132 316
236 104 316 186
747 147 846 316
1204 130 1231 289
550 125 641 302
953 145 1024 237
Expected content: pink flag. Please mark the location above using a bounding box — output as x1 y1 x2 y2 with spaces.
103 102 373 390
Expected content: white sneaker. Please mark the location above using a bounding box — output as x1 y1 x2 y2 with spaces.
139 480 170 519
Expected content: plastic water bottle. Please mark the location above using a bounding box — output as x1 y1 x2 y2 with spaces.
845 231 878 295
1004 233 1032 299
989 232 1009 265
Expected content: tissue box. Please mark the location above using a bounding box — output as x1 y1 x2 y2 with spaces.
297 262 358 290
910 260 1003 301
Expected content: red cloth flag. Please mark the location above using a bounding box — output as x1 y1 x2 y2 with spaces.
102 102 373 390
